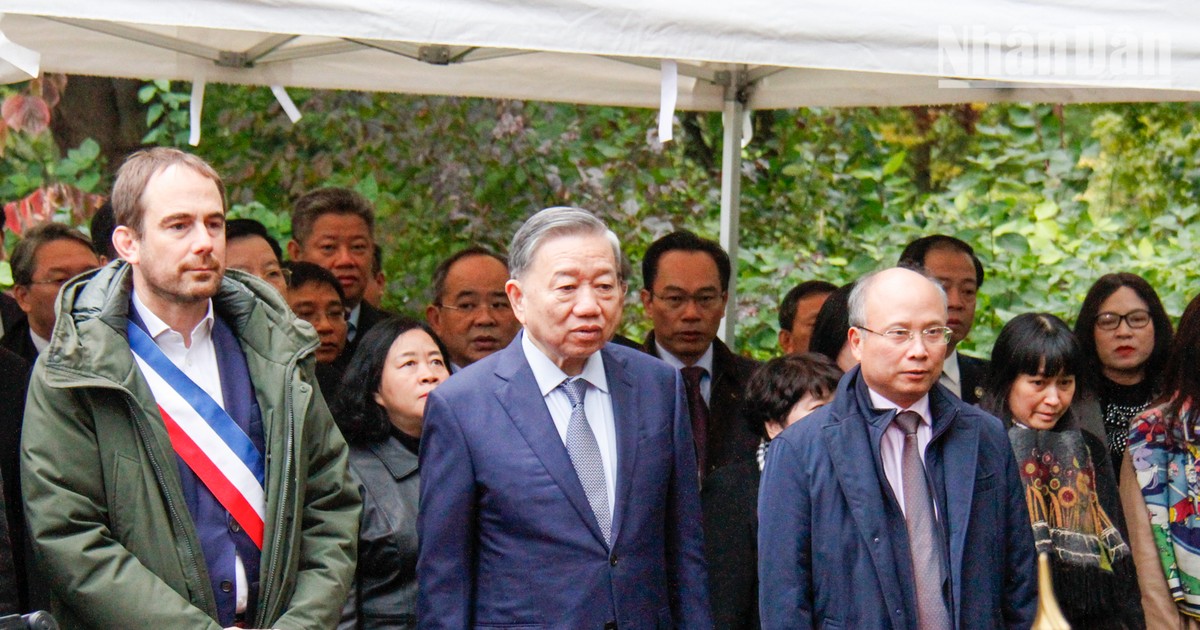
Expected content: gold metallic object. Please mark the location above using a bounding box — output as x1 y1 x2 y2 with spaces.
1032 552 1071 630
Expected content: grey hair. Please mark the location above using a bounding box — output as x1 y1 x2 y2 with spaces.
508 207 623 281
847 267 947 328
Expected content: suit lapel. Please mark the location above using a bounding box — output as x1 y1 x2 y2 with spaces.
604 347 638 546
494 341 609 548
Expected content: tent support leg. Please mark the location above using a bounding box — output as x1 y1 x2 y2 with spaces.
717 71 744 348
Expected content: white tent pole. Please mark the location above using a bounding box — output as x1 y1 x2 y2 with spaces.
717 69 744 347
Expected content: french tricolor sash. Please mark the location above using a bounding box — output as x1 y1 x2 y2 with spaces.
127 321 266 549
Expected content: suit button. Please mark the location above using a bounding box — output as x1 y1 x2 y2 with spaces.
609 554 618 567
604 622 618 630
220 580 233 593
231 521 241 533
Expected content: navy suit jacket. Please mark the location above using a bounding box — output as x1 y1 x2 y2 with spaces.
417 336 712 630
757 366 1036 630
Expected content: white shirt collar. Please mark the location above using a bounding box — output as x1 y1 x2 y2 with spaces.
30 329 49 354
867 388 933 427
131 290 215 343
941 349 961 386
655 340 714 376
521 332 609 396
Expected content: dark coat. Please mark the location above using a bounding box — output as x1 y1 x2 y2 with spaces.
0 294 22 339
341 437 419 630
642 333 761 477
337 302 390 371
758 366 1037 629
958 353 989 405
417 335 711 629
0 346 27 613
702 458 761 630
0 319 37 365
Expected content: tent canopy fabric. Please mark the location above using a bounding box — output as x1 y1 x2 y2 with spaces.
6 1 1200 110
5 0 1199 341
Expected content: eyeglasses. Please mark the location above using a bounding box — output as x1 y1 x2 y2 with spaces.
856 326 953 346
1096 309 1152 331
651 291 726 312
28 277 72 289
437 299 512 314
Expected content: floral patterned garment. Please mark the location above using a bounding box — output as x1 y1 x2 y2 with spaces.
1010 425 1129 569
1129 402 1200 618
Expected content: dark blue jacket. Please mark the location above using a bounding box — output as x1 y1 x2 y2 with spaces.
758 366 1036 630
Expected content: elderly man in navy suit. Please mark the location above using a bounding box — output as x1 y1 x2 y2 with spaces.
758 267 1035 630
417 207 711 629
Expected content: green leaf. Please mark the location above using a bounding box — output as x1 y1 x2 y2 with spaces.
1137 237 1155 259
882 151 906 176
147 103 164 126
995 232 1030 255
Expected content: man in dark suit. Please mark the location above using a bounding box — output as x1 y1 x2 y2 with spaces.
758 267 1036 629
899 235 989 404
288 187 389 372
417 207 711 629
3 223 101 363
640 230 760 480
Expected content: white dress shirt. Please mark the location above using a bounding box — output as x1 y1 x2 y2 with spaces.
939 349 961 398
868 388 935 519
30 330 49 355
346 303 363 342
655 341 714 404
131 291 249 613
522 333 618 512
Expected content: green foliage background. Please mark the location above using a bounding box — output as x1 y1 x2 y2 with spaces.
8 80 1200 360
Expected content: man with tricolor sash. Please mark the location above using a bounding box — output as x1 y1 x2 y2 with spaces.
20 148 362 629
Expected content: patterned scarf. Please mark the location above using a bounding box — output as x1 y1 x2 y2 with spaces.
1009 425 1130 570
1130 402 1200 618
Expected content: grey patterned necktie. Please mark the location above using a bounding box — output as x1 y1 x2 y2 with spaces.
894 410 952 630
560 378 611 545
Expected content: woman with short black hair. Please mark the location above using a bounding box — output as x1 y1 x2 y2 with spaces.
334 317 450 629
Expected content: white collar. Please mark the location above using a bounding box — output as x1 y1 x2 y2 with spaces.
521 332 609 396
30 329 49 353
656 340 714 376
131 290 215 342
867 388 933 427
941 348 961 385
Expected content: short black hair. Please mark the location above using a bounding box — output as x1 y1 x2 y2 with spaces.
982 312 1089 425
226 218 283 264
641 230 731 292
808 283 855 366
10 222 97 286
89 201 118 260
1156 292 1200 431
429 246 508 305
778 280 838 331
898 234 985 288
291 187 375 245
1073 272 1173 389
743 353 842 438
332 317 450 445
286 260 346 303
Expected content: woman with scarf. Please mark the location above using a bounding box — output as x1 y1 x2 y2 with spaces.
1123 292 1200 629
984 312 1143 629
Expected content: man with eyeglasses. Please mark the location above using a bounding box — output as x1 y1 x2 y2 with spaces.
640 230 760 480
425 247 521 373
759 267 1036 630
898 235 989 404
4 222 101 363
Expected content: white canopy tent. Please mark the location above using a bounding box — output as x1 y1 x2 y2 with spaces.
4 0 1200 341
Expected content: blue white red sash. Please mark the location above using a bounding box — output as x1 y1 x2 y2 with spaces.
127 321 266 548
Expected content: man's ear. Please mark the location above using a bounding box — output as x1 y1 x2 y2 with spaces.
426 303 442 332
778 330 794 355
287 240 301 261
505 279 527 326
11 285 32 315
848 326 864 362
640 288 653 311
112 225 140 264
